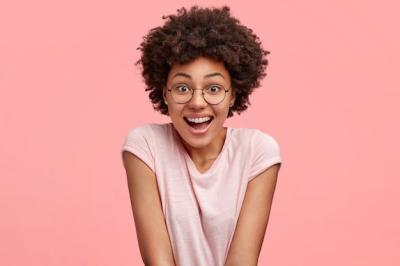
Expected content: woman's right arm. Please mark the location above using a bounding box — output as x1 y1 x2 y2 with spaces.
122 151 176 266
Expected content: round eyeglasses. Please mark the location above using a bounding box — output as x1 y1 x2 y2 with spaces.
167 83 231 105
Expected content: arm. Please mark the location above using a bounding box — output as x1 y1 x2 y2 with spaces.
122 151 176 266
224 164 281 266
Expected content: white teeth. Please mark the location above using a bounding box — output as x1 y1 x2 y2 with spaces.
186 116 212 123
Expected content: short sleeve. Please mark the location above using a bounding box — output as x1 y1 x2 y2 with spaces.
121 125 155 172
247 130 282 182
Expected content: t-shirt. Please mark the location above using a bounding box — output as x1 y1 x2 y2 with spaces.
121 122 282 266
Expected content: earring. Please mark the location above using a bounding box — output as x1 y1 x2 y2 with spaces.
165 100 168 105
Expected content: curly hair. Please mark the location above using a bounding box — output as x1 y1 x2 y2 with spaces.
135 5 270 118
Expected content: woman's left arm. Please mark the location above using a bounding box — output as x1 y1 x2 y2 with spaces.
224 164 281 266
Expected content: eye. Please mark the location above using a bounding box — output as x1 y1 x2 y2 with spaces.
207 85 221 94
174 84 190 93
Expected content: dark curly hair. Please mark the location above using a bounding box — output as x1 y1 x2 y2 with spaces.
135 5 270 118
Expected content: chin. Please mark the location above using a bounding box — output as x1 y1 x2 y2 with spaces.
181 133 212 148
172 118 222 148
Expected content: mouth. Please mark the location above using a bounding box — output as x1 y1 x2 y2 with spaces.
183 116 214 132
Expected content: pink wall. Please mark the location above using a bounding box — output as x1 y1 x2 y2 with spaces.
1 0 399 265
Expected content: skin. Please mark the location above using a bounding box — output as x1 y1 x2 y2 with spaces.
224 164 280 265
122 152 176 265
163 56 236 171
122 55 280 265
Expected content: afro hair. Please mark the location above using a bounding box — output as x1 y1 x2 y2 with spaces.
135 5 270 118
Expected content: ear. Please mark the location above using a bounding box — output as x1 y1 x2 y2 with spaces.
163 87 168 105
229 89 236 107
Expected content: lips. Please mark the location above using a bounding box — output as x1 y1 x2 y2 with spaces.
183 116 214 126
183 114 214 119
183 114 214 124
184 115 214 135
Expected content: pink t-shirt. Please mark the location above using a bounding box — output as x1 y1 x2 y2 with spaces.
121 122 282 266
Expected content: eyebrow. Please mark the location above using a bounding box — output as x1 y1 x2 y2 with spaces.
172 72 225 80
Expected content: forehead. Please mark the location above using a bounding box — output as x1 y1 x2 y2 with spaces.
168 57 230 81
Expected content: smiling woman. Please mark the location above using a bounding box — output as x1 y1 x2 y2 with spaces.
121 5 282 266
163 57 235 158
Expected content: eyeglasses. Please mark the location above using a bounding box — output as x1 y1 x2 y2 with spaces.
167 83 231 105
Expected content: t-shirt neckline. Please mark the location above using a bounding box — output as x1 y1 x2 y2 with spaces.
171 123 231 177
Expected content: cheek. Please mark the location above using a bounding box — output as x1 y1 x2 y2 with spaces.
216 105 230 116
168 106 184 120
212 108 230 123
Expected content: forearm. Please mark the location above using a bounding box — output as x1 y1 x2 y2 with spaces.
224 253 258 266
139 242 176 266
224 236 259 266
143 256 176 266
144 262 175 266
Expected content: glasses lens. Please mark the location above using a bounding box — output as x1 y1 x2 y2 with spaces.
170 84 227 104
203 85 226 104
171 84 192 103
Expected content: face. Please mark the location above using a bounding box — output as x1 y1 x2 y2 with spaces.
163 56 235 149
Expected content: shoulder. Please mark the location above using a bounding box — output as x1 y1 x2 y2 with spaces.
253 129 281 150
122 123 172 155
122 123 172 172
230 127 281 150
125 122 171 140
230 127 282 181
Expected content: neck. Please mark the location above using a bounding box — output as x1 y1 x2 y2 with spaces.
181 127 227 164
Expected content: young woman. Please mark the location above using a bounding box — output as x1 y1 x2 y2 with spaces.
122 6 282 266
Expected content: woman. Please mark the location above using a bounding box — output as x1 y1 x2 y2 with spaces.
122 5 282 266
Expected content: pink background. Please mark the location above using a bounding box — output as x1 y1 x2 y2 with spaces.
1 0 399 265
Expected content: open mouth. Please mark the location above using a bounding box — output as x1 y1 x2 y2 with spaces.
184 116 214 130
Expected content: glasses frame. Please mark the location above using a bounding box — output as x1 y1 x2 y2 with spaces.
167 84 231 105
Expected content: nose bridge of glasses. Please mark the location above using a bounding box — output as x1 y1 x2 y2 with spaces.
189 87 207 103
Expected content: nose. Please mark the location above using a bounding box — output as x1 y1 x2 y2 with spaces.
187 88 207 107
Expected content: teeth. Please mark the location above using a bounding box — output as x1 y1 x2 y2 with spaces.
186 116 212 123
